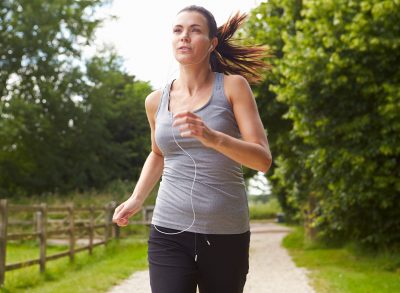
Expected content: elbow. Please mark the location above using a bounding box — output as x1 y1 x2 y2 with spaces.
260 153 272 174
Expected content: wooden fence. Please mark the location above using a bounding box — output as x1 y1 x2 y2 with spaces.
0 199 155 286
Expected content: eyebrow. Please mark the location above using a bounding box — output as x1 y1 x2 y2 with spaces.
173 24 202 28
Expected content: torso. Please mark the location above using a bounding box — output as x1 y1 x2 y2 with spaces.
151 71 249 234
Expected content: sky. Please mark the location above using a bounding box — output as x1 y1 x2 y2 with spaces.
90 0 264 89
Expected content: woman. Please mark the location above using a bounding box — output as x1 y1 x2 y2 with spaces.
112 5 272 293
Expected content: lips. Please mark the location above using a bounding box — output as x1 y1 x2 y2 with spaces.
178 46 191 50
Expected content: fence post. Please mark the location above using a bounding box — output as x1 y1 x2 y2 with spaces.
104 203 110 246
142 206 147 223
68 202 75 262
0 199 8 287
88 204 93 255
110 201 119 240
38 203 47 273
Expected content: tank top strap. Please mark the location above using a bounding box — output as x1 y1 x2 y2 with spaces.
212 72 226 100
156 80 174 119
214 71 223 94
209 72 232 111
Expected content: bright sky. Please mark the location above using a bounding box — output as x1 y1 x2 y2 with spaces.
91 0 264 89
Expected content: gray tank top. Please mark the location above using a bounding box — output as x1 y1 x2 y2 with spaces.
152 71 250 234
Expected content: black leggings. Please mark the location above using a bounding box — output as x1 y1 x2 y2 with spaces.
147 224 251 293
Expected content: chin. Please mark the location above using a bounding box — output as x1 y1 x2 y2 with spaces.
175 56 199 65
175 55 201 65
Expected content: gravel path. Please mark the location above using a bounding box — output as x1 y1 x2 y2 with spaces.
107 221 316 293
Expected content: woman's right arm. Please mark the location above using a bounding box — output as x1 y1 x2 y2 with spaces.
112 89 164 226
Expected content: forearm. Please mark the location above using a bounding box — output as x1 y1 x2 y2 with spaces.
211 130 272 173
128 151 164 203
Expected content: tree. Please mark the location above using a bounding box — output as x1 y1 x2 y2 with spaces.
0 0 153 196
272 0 400 249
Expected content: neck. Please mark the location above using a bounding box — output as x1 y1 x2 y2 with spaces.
176 65 214 97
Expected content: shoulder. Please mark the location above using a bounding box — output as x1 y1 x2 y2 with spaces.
222 74 252 105
144 88 164 120
224 74 250 91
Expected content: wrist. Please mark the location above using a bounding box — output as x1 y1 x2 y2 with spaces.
129 193 145 205
209 130 224 148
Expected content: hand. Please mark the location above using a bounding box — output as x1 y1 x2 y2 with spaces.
172 110 219 148
112 197 143 227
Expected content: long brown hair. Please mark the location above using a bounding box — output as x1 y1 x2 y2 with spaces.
177 5 273 85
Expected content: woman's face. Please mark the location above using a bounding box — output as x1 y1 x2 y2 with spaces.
171 11 213 65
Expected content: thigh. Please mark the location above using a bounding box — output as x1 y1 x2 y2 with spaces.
197 231 250 293
147 225 198 293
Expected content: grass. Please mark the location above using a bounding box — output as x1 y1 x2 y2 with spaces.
248 196 281 220
1 229 150 293
282 224 400 293
7 179 159 208
19 181 399 293
5 185 400 293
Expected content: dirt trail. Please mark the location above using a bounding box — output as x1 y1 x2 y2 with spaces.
107 221 316 293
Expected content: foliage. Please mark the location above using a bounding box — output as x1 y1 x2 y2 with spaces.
0 0 152 196
245 0 400 250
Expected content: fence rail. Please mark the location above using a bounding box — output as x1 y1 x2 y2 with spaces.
0 199 154 286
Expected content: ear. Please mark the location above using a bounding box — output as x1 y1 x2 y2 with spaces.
209 36 218 53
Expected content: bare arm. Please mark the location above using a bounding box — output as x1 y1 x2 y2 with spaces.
128 151 163 204
172 74 272 173
112 89 164 226
212 75 272 173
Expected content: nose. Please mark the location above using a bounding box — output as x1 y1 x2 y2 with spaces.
180 31 189 41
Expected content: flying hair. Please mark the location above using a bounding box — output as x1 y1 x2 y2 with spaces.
177 5 274 85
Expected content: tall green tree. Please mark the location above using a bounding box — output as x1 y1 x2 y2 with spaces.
68 50 152 192
243 0 400 250
272 0 400 249
0 0 152 196
1 0 108 195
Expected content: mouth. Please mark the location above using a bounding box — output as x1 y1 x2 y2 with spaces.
178 46 191 50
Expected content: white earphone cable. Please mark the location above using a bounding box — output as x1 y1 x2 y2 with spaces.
153 110 197 235
152 53 215 235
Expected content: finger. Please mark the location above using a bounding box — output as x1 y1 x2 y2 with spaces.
115 212 128 223
173 116 201 127
116 209 129 220
113 203 124 215
181 130 196 137
173 111 200 124
113 206 127 222
117 218 128 227
178 122 190 132
180 123 202 135
173 110 196 118
116 206 136 221
113 205 123 218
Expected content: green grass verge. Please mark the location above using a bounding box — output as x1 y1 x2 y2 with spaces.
5 178 159 208
1 231 149 293
282 224 400 293
248 196 281 220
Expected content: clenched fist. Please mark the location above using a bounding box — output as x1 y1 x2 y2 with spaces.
112 197 143 227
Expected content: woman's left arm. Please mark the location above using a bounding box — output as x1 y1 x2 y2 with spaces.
173 74 272 173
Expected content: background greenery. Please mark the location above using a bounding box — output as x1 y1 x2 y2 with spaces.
242 0 400 251
0 0 152 196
